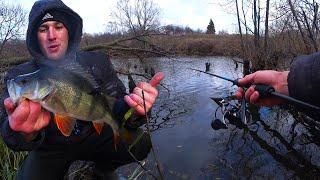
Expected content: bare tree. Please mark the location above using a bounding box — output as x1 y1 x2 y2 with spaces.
288 0 312 52
282 0 320 53
0 0 26 57
264 0 270 51
109 0 161 35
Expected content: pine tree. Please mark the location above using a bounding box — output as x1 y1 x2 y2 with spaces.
206 19 216 34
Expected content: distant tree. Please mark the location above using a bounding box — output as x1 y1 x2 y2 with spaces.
206 19 216 34
109 0 161 35
218 30 229 35
0 0 26 57
162 25 186 35
184 26 194 34
196 28 203 33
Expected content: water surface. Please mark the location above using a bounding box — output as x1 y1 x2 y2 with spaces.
112 57 320 179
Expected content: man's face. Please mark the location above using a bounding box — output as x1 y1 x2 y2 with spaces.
37 21 69 60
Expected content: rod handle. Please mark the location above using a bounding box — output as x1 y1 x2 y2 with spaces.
253 84 275 98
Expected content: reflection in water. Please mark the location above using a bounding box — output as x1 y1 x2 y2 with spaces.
111 57 320 179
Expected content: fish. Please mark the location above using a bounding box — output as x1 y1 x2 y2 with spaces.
7 61 122 148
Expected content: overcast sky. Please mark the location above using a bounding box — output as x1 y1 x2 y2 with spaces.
11 0 237 35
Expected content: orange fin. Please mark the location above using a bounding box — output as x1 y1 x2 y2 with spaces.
92 121 104 135
54 114 76 137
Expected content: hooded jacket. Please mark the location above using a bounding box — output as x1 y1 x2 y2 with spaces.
288 52 320 107
0 0 136 151
288 52 320 119
27 0 82 62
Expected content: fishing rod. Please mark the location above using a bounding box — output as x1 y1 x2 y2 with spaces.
191 68 320 113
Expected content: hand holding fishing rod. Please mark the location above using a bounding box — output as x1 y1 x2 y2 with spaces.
191 68 320 114
235 70 289 107
191 68 320 130
236 70 320 113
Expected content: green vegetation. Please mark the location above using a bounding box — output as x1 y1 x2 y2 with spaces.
0 140 26 180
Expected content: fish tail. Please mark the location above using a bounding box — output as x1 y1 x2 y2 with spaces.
103 116 120 150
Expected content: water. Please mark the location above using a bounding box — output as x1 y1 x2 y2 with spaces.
112 57 320 179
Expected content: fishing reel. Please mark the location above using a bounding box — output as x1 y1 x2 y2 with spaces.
211 96 251 130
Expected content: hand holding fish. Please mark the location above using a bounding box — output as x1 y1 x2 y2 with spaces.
124 72 165 115
4 98 50 141
235 70 289 107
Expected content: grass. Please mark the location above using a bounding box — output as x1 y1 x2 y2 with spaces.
0 140 26 180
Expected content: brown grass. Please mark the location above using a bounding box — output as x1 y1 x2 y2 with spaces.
151 34 242 56
0 32 313 71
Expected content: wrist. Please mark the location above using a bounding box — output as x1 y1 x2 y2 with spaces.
277 71 289 95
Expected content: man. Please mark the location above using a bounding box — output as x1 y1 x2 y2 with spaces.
236 52 320 113
0 0 164 179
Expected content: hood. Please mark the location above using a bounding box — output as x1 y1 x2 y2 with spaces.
26 0 83 63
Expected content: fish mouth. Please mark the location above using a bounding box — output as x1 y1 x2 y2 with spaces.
6 79 20 104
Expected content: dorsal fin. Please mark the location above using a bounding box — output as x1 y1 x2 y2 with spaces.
60 61 99 88
104 95 117 110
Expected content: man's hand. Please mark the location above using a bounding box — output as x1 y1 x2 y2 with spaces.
4 98 50 141
124 72 165 115
235 70 289 107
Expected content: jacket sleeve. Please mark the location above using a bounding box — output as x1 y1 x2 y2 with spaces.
288 52 320 108
93 53 145 129
0 67 45 151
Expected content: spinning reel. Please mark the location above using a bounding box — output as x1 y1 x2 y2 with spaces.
211 96 252 130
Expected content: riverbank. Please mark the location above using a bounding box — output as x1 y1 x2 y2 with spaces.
0 32 311 76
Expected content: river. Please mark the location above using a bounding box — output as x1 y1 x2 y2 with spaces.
112 56 320 179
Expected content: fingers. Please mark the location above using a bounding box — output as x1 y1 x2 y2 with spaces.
244 87 254 102
243 86 261 103
8 99 49 133
33 109 50 131
9 100 30 130
236 86 260 105
130 94 152 115
237 73 256 86
4 98 15 115
124 95 137 107
125 71 164 115
149 72 165 87
124 94 152 108
235 87 244 99
127 82 158 105
25 101 42 127
124 95 151 115
124 86 155 115
135 83 158 100
249 91 260 104
129 94 152 107
236 70 287 107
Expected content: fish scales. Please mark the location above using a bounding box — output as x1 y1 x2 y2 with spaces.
7 63 121 146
